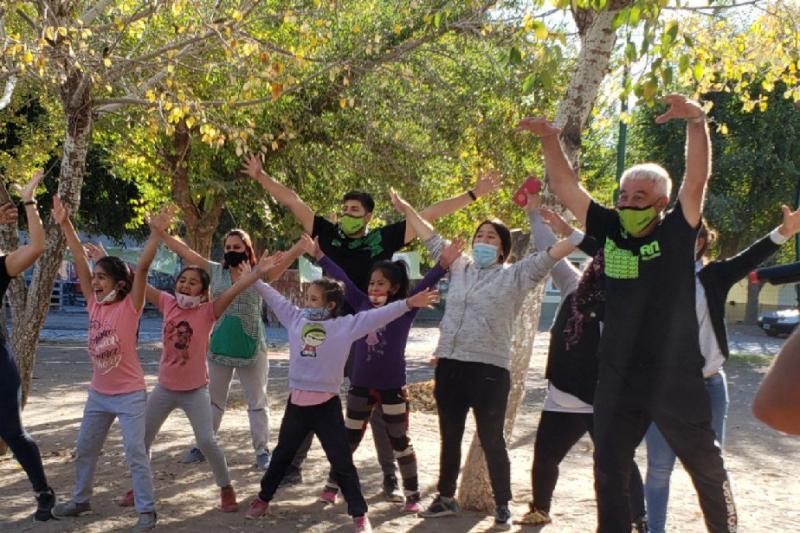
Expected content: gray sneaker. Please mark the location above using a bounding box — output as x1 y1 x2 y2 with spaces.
419 495 459 518
181 447 205 464
51 499 91 518
256 451 271 471
131 511 157 532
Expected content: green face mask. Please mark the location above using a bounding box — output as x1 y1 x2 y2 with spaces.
617 205 658 236
339 214 366 236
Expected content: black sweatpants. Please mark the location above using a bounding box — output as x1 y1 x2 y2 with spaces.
531 410 645 520
259 396 367 517
593 367 737 533
434 358 511 506
0 342 49 493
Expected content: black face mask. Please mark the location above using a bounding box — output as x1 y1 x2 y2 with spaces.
224 251 249 268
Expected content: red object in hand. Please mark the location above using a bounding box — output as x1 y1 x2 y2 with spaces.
513 176 542 207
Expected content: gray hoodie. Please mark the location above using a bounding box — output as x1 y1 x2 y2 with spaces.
425 213 557 370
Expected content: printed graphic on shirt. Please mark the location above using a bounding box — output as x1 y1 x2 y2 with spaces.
88 319 122 375
604 238 639 279
165 319 194 366
365 327 386 361
301 323 327 358
331 229 385 258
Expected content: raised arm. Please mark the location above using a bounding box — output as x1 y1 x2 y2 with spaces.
242 153 314 233
346 289 439 341
533 205 581 296
410 171 502 243
53 197 93 302
5 171 46 276
390 188 435 242
145 284 161 308
517 118 594 225
655 95 709 227
753 328 800 435
213 251 280 318
131 229 161 312
265 238 304 283
253 279 302 329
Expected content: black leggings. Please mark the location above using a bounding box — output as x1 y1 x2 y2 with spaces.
0 342 49 493
531 410 644 520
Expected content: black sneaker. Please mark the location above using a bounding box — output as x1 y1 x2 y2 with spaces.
419 495 459 518
279 466 303 487
382 474 403 502
495 504 512 529
34 488 56 521
633 517 649 532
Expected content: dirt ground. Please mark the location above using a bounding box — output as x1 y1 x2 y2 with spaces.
1 330 799 532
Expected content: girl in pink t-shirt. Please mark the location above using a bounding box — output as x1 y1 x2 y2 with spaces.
115 252 282 513
51 198 159 532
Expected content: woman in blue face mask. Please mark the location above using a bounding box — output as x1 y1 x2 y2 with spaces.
389 188 584 527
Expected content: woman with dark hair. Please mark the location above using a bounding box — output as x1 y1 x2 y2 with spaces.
51 198 160 532
150 216 302 470
0 171 57 521
299 234 462 513
515 198 645 530
391 188 583 527
644 207 800 533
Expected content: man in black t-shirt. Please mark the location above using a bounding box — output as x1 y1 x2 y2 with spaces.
519 95 737 533
241 155 500 497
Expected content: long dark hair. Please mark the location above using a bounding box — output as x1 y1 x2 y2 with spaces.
310 278 346 317
95 256 133 301
369 260 410 302
472 219 512 263
222 229 257 268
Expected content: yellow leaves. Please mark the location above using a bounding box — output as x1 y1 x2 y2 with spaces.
717 123 729 135
103 57 112 67
260 52 270 64
167 64 175 74
271 82 283 100
185 116 195 129
114 17 125 31
146 90 157 103
23 51 33 65
272 141 279 151
272 62 284 76
339 98 347 108
231 10 243 22
394 24 402 35
352 25 361 34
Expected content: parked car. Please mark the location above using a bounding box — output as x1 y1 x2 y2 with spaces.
758 308 800 337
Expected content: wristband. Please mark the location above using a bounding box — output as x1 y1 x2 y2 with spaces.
23 200 36 206
770 227 790 245
567 229 585 246
467 189 477 202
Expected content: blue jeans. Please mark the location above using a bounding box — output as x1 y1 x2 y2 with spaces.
644 370 729 533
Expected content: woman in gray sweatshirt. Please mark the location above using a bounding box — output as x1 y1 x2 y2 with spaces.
390 189 583 527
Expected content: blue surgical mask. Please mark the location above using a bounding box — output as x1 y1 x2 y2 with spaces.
301 307 330 321
472 243 498 268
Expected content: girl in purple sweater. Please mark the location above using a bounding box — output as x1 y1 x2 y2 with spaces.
245 247 438 533
299 235 462 513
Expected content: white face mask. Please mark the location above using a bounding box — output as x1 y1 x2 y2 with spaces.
175 293 204 310
95 289 118 305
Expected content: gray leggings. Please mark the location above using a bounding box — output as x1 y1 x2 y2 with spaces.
145 384 230 487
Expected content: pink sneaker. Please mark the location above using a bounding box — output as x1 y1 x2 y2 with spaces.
403 500 422 513
319 488 338 505
245 497 269 520
353 515 373 533
117 489 134 507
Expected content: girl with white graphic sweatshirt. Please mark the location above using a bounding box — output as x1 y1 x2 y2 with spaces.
245 253 438 533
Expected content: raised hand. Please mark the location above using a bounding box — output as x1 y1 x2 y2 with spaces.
439 237 465 269
473 170 502 198
255 250 280 274
538 207 574 238
0 203 18 225
83 242 108 262
390 188 412 215
516 117 561 137
52 196 68 225
299 233 323 259
778 204 800 238
148 204 177 234
655 94 705 124
13 170 43 203
240 153 265 180
406 287 440 309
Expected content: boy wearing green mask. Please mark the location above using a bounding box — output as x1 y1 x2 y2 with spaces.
518 94 737 533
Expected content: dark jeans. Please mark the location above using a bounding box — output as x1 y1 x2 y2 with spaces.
593 367 737 533
0 342 49 493
434 358 511 506
531 410 644 520
259 396 367 517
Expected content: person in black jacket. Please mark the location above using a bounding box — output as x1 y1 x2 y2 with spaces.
516 201 645 531
644 206 800 533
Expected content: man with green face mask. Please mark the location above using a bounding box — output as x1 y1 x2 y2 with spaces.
518 94 737 533
241 155 501 497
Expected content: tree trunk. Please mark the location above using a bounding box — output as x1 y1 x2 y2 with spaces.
457 4 629 511
744 280 763 325
164 120 225 259
9 71 93 408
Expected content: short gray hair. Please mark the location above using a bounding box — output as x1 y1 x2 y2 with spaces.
620 163 672 199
